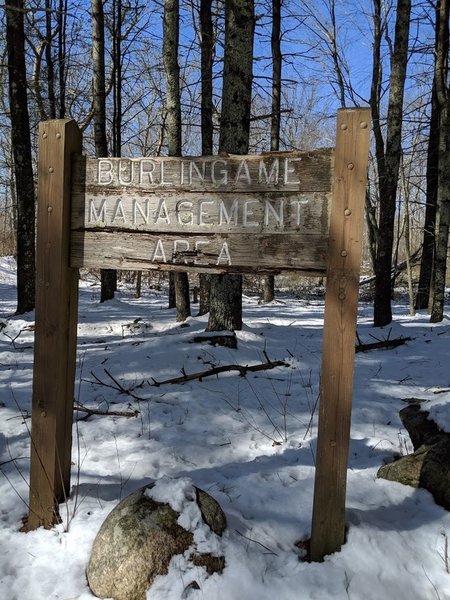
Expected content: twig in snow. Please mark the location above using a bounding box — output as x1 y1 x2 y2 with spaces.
74 402 139 419
235 529 279 556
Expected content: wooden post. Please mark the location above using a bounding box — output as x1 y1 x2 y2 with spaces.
310 108 370 560
27 120 82 530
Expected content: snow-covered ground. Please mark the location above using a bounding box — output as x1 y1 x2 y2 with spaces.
1 256 450 600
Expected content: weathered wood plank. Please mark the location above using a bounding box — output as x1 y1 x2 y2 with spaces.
70 230 328 274
71 148 333 194
310 108 371 560
71 191 330 235
70 149 333 273
28 120 82 530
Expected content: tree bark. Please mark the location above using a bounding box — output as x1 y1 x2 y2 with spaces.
45 0 56 119
92 0 108 158
373 0 411 327
415 78 439 310
207 0 255 331
168 272 176 309
200 0 214 156
6 0 36 314
198 0 214 316
57 0 68 118
112 0 122 158
92 0 116 302
263 0 282 304
430 0 450 323
163 0 190 322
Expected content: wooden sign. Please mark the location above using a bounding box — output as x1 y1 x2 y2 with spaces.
28 109 371 565
70 151 333 273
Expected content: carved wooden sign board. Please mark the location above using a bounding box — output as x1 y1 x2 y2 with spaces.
70 151 333 274
28 108 370 563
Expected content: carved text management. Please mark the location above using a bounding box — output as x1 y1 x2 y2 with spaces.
87 197 310 230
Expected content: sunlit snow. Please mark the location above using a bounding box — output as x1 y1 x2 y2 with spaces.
1 257 450 599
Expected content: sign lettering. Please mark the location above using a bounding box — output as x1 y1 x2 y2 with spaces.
70 150 333 273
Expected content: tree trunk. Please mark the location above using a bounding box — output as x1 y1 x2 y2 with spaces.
6 0 36 314
112 0 122 158
366 2 383 276
92 0 116 302
57 0 68 118
45 0 56 119
163 0 190 322
135 271 142 299
415 79 439 310
207 0 255 331
262 0 282 305
400 158 415 316
430 0 450 323
373 0 411 327
198 0 214 316
168 272 176 309
200 0 214 156
416 3 442 312
92 0 108 158
207 274 242 331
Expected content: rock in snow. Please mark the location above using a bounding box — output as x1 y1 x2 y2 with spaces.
86 480 226 600
378 405 450 511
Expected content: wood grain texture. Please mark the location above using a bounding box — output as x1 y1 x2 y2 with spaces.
72 148 333 194
70 230 329 274
71 191 330 235
70 149 333 272
28 120 82 530
310 108 371 561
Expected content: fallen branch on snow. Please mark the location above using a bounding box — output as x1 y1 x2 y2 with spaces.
84 360 290 400
150 359 289 386
355 336 412 353
74 401 139 419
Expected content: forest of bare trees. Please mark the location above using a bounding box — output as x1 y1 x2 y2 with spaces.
1 0 449 327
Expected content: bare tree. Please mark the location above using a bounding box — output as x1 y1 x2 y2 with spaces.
92 0 108 158
197 0 215 316
372 0 411 327
430 0 450 322
92 0 116 302
163 0 191 322
6 0 36 314
415 77 439 311
262 0 282 304
207 0 255 332
57 0 68 117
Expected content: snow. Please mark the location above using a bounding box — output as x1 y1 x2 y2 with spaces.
1 257 450 599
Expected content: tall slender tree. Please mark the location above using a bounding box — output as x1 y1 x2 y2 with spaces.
163 0 190 322
415 80 439 310
57 0 68 118
198 0 214 316
45 0 56 119
6 0 36 314
92 0 116 303
207 0 255 332
92 0 108 158
263 0 282 304
372 0 411 327
430 0 450 322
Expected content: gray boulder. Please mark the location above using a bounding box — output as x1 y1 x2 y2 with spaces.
87 484 226 600
378 405 450 511
378 444 432 488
